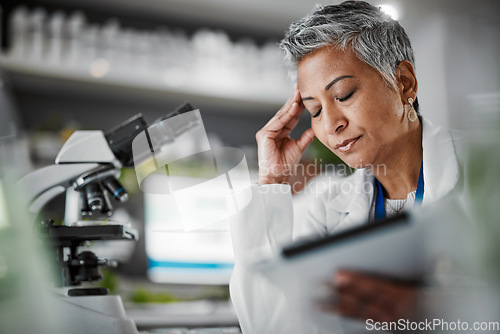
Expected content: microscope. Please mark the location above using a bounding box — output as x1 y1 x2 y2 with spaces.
18 103 194 334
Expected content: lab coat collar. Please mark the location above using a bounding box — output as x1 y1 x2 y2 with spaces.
326 169 374 230
326 117 459 219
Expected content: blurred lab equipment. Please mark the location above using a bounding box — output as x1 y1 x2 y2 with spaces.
18 113 146 334
16 102 199 334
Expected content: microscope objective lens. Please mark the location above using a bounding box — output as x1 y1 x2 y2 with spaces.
103 177 129 202
85 183 104 212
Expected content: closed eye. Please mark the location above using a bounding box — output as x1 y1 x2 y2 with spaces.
312 107 322 118
337 90 355 102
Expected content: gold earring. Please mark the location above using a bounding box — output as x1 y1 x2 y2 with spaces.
407 97 418 122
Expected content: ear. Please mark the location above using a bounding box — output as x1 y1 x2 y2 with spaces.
395 60 418 104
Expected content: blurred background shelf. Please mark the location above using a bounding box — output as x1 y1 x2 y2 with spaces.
0 57 288 112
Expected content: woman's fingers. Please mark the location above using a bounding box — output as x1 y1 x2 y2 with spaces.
260 87 301 130
296 128 316 153
335 293 389 322
275 87 306 139
332 270 418 322
278 101 306 139
258 100 301 141
281 86 301 114
255 86 311 186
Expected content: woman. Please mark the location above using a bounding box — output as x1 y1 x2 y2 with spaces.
229 1 461 333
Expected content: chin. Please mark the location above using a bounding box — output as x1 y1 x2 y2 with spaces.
341 155 374 170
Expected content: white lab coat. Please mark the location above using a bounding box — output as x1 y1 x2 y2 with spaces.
229 118 463 334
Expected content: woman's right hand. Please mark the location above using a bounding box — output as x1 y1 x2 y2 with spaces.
256 86 316 185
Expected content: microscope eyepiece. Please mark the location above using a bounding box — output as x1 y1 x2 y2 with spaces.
105 114 148 168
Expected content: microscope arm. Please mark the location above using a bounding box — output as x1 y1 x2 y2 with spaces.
18 163 100 215
18 129 126 218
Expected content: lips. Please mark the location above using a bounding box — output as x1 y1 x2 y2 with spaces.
335 136 361 153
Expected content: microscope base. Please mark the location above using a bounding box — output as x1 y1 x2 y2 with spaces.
54 293 138 334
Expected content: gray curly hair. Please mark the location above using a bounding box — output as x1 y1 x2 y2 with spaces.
280 0 419 111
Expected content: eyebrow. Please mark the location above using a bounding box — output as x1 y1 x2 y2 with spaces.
301 75 354 102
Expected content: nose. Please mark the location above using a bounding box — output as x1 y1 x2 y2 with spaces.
322 106 347 135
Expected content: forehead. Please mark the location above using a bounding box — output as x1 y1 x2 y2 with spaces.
297 46 377 88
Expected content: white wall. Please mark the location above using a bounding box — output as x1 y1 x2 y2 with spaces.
404 12 450 127
399 0 500 129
